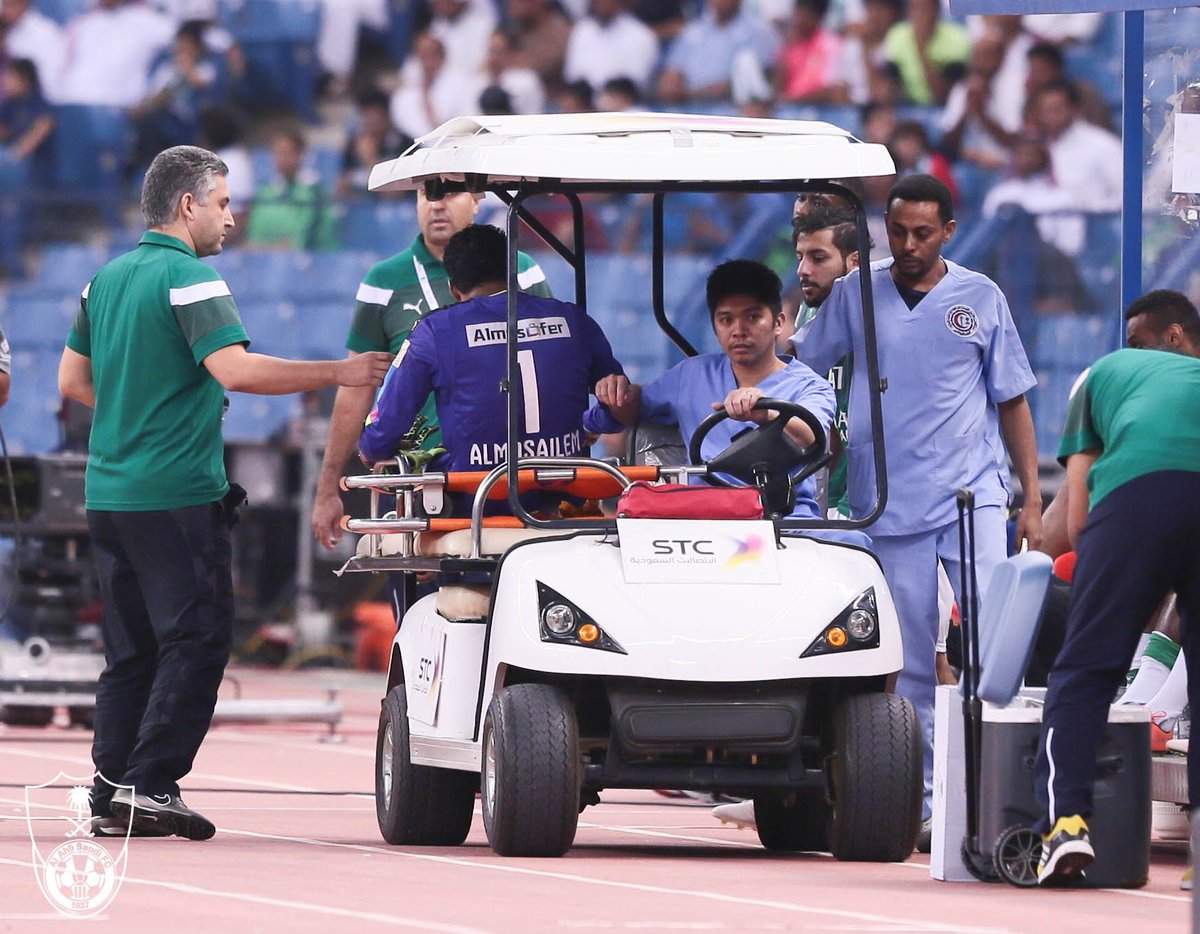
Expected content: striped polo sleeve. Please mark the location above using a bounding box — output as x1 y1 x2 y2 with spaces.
66 280 93 356
170 265 249 364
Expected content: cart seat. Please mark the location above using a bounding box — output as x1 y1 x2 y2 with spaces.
357 527 570 560
436 584 491 621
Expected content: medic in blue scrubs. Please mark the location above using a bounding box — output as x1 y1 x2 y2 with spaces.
792 174 1043 835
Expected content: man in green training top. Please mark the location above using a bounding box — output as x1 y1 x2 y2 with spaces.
58 145 391 841
1033 289 1200 886
311 186 552 550
792 205 859 516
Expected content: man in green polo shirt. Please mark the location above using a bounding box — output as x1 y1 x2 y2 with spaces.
792 205 858 517
58 145 391 841
311 187 552 551
1033 289 1200 885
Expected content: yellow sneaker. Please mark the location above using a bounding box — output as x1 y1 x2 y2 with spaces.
1037 815 1094 885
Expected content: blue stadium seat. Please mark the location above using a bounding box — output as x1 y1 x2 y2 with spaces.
280 251 351 302
774 104 862 137
237 300 304 358
1035 313 1116 371
34 244 112 295
51 106 133 195
220 0 321 42
339 199 418 252
1 348 66 455
1 293 80 348
222 393 297 443
223 0 322 121
38 0 90 26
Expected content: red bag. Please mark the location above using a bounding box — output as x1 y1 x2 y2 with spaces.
615 481 763 520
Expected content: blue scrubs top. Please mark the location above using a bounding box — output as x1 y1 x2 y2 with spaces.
791 258 1036 536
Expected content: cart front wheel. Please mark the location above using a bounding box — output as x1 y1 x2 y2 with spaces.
827 692 922 861
481 683 580 857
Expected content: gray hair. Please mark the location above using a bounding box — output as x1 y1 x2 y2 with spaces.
141 145 229 229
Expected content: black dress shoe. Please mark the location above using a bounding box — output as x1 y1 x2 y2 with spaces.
110 789 216 841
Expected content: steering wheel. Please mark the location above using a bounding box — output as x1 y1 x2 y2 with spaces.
687 397 830 517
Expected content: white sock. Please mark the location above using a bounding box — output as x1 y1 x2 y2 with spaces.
1146 654 1189 724
1120 632 1180 706
1127 632 1152 680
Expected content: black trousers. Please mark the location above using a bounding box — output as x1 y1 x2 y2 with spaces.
1034 472 1200 832
88 499 236 812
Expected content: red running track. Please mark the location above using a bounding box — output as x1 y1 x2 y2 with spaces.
0 668 1188 932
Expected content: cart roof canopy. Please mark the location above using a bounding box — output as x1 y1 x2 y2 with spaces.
368 112 896 192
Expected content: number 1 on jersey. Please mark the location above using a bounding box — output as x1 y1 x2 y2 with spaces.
516 349 541 433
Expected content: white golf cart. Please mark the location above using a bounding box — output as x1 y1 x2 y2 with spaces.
338 113 921 859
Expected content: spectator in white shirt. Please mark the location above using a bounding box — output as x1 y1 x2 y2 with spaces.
1031 78 1122 213
57 0 175 109
831 0 901 105
315 0 389 95
1 0 65 103
427 0 497 77
564 0 660 95
481 29 545 114
390 31 483 139
939 30 1021 171
983 136 1084 257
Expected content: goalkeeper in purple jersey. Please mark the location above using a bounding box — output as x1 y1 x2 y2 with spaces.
359 224 624 482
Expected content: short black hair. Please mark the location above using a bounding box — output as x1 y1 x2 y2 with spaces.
444 224 508 294
793 206 859 258
886 173 954 224
1124 289 1200 337
796 0 830 16
706 259 783 319
1037 77 1080 107
600 76 640 105
356 87 391 112
1027 41 1064 70
6 58 40 95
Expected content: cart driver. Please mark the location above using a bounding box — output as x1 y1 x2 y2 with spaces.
587 259 845 527
358 224 625 498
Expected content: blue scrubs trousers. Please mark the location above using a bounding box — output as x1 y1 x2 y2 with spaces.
872 505 1008 818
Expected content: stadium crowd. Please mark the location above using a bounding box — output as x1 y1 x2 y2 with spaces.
0 2 1123 272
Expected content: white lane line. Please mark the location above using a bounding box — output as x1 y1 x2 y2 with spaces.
0 855 493 933
207 730 375 758
0 746 323 793
219 828 1011 934
577 822 760 849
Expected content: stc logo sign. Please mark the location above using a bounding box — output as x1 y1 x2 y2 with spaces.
618 520 779 584
651 538 715 556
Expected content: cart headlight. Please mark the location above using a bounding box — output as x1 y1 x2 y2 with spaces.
801 587 881 658
536 582 626 654
542 603 576 635
847 608 876 641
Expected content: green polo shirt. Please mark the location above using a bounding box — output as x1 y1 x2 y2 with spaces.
346 234 551 452
1059 348 1200 509
796 300 851 515
66 232 249 511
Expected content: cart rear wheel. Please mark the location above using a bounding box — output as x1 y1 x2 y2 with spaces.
827 692 922 861
993 825 1042 887
375 686 477 845
481 683 580 857
754 792 829 851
